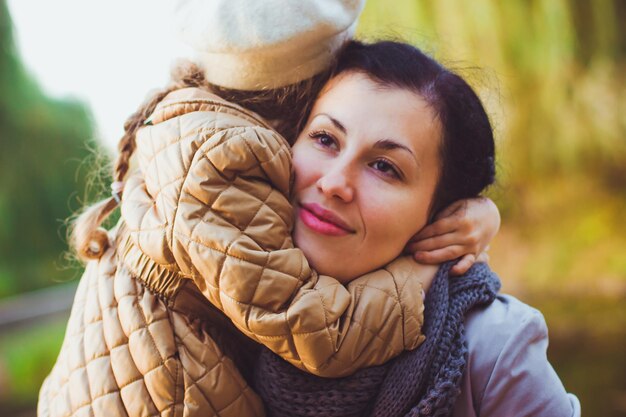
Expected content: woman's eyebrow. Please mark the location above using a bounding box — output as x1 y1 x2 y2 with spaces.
315 113 347 134
374 139 419 165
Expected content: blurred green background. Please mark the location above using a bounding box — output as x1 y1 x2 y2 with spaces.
1 0 625 416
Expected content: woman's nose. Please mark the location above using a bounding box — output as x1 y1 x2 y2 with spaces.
316 164 355 202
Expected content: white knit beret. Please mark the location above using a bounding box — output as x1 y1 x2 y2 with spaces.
173 0 366 90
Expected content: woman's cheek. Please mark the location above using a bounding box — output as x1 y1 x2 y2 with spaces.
368 191 426 244
366 186 408 221
293 151 320 192
363 196 405 239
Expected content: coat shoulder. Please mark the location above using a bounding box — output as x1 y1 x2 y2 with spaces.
456 294 580 417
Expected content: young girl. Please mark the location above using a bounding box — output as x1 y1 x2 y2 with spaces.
38 2 500 416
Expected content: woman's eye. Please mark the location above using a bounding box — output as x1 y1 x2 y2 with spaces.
309 131 338 150
319 134 334 147
371 159 401 179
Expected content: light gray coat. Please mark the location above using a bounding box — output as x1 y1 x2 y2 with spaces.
453 294 581 417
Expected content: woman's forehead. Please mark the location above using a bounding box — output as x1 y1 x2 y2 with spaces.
315 72 430 117
310 73 442 149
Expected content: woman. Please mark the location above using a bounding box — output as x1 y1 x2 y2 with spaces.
253 40 581 417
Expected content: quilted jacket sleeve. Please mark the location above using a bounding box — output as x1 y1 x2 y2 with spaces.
169 124 426 377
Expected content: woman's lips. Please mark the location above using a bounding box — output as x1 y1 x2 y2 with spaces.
298 203 355 236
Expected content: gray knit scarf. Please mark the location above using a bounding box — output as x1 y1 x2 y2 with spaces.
253 262 501 417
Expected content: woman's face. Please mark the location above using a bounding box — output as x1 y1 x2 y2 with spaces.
292 72 442 282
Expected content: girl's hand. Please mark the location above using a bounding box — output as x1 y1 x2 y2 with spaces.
405 197 500 276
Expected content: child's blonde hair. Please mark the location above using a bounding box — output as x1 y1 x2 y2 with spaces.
70 62 330 261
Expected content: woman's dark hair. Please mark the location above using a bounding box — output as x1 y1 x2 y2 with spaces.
330 40 496 218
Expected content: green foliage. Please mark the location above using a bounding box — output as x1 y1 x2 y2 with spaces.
0 0 105 297
0 318 67 406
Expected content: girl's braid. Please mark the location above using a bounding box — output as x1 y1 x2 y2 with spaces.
71 63 207 261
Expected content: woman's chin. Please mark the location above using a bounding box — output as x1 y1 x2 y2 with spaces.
318 267 356 284
307 255 366 284
295 232 371 284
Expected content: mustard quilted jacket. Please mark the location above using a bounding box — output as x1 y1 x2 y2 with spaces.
38 88 428 417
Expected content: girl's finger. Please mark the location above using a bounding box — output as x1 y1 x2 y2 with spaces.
434 199 466 221
408 232 464 252
450 253 476 276
413 245 465 264
412 216 460 241
476 251 490 263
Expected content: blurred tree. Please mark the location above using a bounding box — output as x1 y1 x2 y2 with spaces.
0 0 99 297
